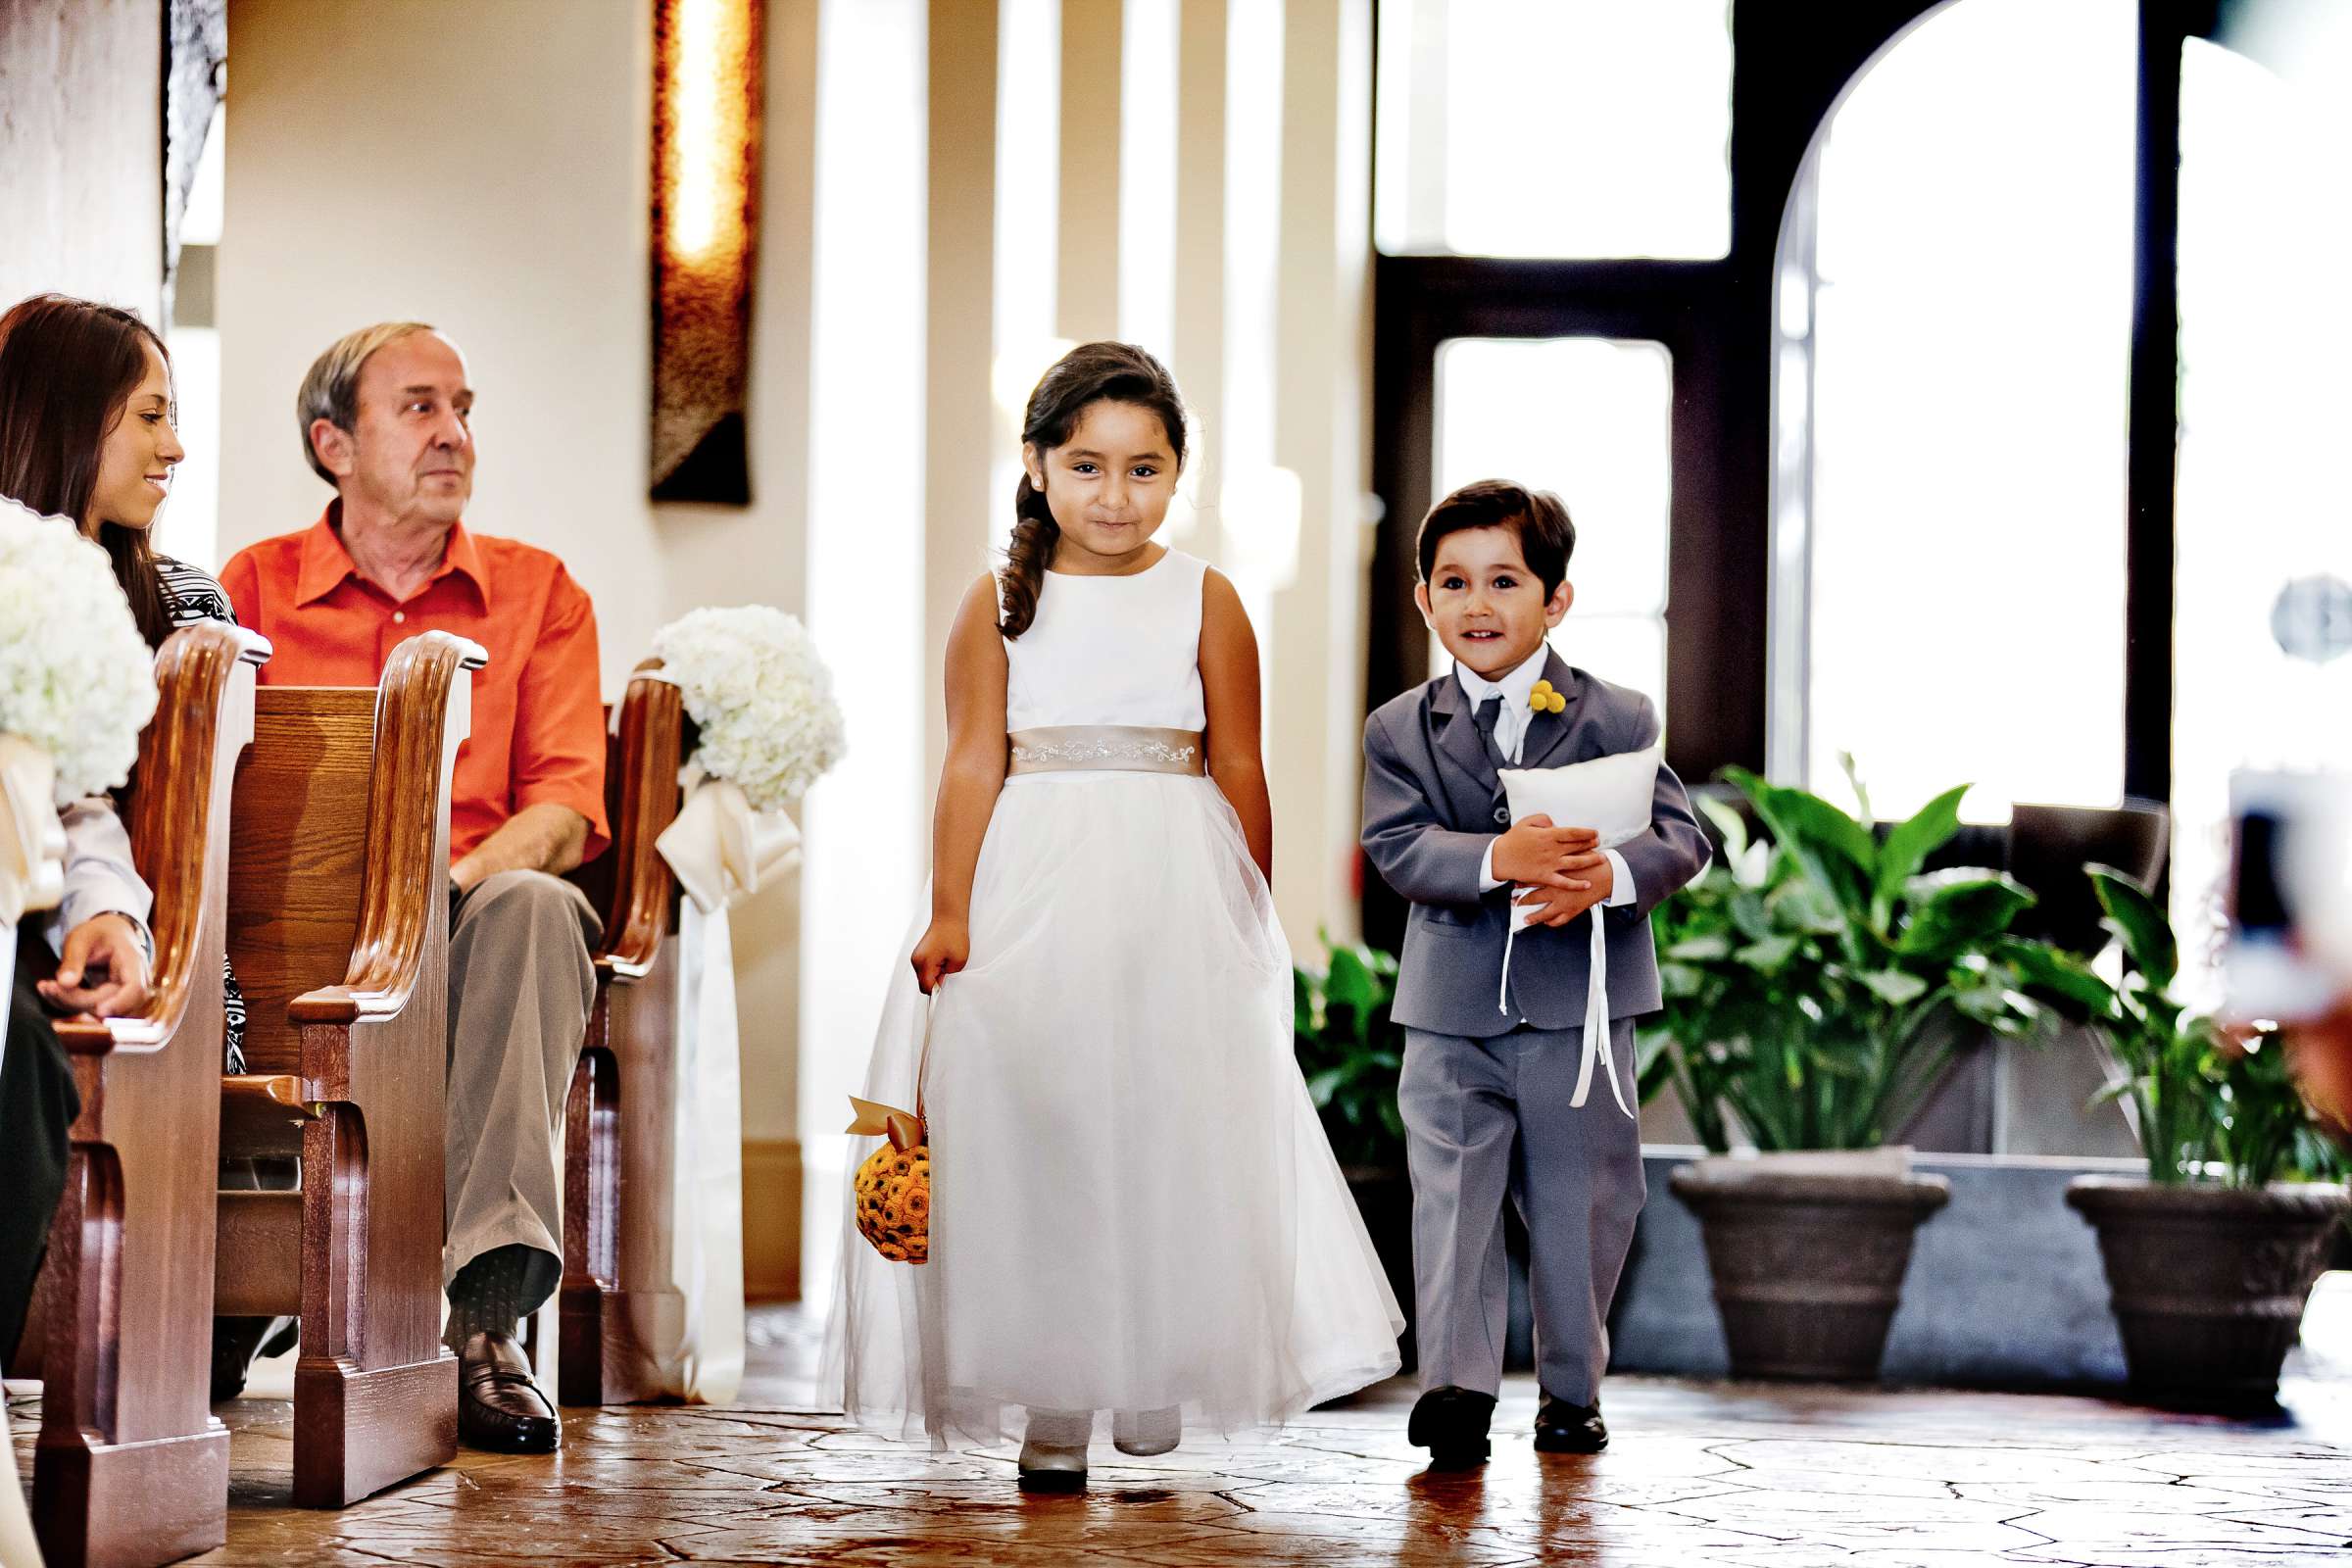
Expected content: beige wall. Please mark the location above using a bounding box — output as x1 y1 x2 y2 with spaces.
217 0 1378 1299
0 0 165 317
216 0 814 1147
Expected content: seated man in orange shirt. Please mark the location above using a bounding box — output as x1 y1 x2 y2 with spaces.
221 322 607 1454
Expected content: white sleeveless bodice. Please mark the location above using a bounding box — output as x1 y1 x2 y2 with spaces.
1003 548 1208 731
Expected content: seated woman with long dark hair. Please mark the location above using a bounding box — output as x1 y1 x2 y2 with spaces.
0 293 244 1364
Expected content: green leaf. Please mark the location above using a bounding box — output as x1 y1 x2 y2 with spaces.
2089 864 2177 988
1729 889 1776 943
1995 939 2115 1019
1665 935 1734 962
1324 945 1381 1015
1898 872 2035 956
1877 784 1970 901
1737 935 1802 972
1767 877 1845 935
1838 753 1875 827
1695 794 1749 857
1732 770 1877 875
1657 961 1708 997
1857 969 1930 1006
1636 1032 1679 1106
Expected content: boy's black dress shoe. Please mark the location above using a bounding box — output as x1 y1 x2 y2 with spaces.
456 1330 561 1453
1534 1394 1607 1453
1407 1386 1496 1470
210 1315 297 1402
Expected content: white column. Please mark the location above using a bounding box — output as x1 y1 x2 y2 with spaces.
927 0 1003 791
1169 0 1227 564
1266 0 1374 948
798 0 930 1313
1057 0 1123 340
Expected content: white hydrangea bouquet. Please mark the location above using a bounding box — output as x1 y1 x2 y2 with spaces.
0 496 156 804
0 496 156 924
651 605 845 913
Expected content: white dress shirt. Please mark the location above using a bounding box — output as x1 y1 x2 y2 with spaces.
52 796 154 960
1457 648 1636 906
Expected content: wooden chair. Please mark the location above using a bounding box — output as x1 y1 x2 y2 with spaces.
211 631 484 1508
557 672 685 1405
31 624 265 1568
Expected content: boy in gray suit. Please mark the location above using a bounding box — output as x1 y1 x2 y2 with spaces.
1361 479 1709 1467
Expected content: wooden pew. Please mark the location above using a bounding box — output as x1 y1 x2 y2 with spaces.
558 672 685 1405
211 631 484 1508
31 623 265 1568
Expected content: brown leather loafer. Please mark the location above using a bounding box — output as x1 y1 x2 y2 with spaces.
457 1330 560 1453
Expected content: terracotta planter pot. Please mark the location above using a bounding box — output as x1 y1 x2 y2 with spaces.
2065 1175 2351 1405
1669 1155 1950 1381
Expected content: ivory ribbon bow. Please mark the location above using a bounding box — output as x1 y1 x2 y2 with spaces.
0 736 66 926
845 1097 926 1152
655 762 804 915
845 994 939 1152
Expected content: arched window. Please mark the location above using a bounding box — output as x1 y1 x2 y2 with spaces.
2172 35 2352 992
1771 0 2136 821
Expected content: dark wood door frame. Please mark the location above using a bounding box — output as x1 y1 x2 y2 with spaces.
1365 2 2209 946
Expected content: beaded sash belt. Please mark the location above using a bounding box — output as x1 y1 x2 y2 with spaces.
1006 724 1206 778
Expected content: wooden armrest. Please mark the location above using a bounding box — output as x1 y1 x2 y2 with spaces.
53 624 262 1056
52 1016 118 1054
220 1071 320 1154
594 672 685 982
290 631 486 1020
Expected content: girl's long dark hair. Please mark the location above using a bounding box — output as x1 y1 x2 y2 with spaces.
0 294 177 647
1000 341 1189 639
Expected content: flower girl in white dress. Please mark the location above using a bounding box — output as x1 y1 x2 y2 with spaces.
823 342 1402 1490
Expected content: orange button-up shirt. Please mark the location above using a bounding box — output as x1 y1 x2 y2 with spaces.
220 507 611 864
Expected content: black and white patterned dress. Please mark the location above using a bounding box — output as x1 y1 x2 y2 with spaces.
158 554 249 1073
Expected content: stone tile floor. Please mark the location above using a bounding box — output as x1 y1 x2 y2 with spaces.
13 1278 2352 1566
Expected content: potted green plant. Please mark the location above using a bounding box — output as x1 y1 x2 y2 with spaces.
1295 936 1415 1355
1648 764 2100 1380
2064 866 2351 1408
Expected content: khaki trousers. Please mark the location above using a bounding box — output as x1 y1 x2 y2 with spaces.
443 869 601 1287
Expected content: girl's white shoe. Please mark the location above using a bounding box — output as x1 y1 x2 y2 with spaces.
1112 1405 1180 1456
1018 1408 1090 1493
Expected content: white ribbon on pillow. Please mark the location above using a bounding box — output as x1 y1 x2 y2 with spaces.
1497 747 1661 1118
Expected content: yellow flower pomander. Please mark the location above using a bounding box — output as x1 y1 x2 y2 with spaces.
1530 679 1566 715
854 1139 932 1264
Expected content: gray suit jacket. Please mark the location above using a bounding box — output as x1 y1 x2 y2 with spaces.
1361 650 1710 1040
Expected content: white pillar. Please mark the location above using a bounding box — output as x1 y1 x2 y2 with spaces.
927 0 1004 791
1057 0 1123 341
1266 0 1375 947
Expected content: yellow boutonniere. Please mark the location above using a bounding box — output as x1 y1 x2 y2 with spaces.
1529 679 1567 715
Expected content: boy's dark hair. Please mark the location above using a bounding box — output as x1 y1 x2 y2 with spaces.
1415 479 1576 597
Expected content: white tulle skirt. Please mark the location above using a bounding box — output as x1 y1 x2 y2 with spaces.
820 770 1403 1447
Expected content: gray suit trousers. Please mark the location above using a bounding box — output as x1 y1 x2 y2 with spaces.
443 868 600 1286
1399 1019 1644 1405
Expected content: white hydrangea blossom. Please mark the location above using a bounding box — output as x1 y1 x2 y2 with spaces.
0 496 158 804
654 605 846 812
